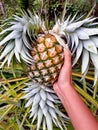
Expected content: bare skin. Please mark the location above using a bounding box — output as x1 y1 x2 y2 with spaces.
53 48 98 130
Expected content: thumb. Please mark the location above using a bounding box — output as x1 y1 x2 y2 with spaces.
60 48 72 74
63 48 71 68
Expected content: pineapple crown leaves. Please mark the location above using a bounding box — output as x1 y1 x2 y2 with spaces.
22 82 69 130
52 14 98 85
1 10 98 85
0 10 44 68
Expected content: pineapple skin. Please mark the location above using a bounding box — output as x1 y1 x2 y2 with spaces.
29 33 64 86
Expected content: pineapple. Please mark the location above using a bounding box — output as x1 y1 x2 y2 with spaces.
29 33 64 85
1 9 98 130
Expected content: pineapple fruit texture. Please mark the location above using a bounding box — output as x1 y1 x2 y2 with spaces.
29 34 64 85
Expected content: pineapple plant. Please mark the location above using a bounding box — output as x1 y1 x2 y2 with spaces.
1 3 98 130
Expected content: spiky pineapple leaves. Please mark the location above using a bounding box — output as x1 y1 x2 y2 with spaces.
52 15 98 85
1 10 98 85
22 82 69 130
0 11 43 68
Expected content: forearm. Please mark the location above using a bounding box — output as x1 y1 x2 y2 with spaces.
55 84 98 130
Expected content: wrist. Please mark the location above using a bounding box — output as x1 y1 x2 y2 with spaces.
59 82 73 90
53 82 74 97
58 83 75 96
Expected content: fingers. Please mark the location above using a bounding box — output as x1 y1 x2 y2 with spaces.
53 47 72 89
64 48 71 65
58 47 72 84
62 48 72 71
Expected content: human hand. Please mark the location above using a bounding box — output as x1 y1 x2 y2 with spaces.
53 47 73 91
53 48 98 130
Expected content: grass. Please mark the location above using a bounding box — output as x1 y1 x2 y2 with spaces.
0 64 98 130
